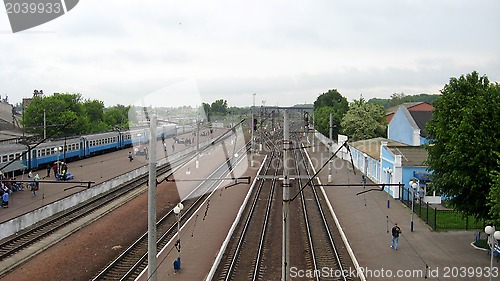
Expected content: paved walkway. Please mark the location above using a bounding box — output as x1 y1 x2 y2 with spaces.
305 141 497 281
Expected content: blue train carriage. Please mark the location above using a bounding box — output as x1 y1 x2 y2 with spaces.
0 143 28 172
31 137 83 169
161 124 178 139
119 130 133 149
128 127 149 150
82 131 120 157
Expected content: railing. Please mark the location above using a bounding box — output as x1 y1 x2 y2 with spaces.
399 185 485 231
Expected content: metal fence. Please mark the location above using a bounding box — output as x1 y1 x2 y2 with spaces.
399 185 484 231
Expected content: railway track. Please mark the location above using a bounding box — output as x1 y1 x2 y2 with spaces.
0 156 178 262
213 122 358 281
294 142 356 281
0 130 240 275
212 149 281 281
91 140 250 280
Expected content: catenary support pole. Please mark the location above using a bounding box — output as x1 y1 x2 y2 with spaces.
251 93 256 167
148 115 157 281
196 110 200 168
328 112 333 182
312 110 315 153
282 110 290 281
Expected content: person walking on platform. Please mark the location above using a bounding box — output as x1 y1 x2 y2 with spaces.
391 223 402 250
128 151 134 162
46 164 51 178
32 174 40 196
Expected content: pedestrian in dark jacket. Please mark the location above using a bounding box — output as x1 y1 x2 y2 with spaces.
391 223 402 250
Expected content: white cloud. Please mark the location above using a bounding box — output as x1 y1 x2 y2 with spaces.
0 0 498 107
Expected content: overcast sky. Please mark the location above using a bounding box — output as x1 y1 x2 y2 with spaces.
1 0 499 108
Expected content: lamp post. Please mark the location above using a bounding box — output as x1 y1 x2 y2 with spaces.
56 146 62 175
384 168 393 208
173 202 184 272
409 179 419 232
485 225 500 281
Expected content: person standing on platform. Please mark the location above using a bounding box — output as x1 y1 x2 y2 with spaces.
128 151 134 161
28 170 32 179
391 223 402 250
2 191 8 208
172 143 175 153
46 164 51 178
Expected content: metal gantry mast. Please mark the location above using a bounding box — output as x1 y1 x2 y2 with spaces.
282 110 290 281
147 115 157 281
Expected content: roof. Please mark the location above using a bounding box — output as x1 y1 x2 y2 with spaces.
408 111 432 137
386 146 428 166
386 102 424 116
0 161 27 174
350 137 407 160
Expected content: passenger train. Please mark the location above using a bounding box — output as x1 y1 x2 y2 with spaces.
0 124 180 171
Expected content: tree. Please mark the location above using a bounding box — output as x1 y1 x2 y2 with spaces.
314 89 348 110
369 93 440 108
22 93 131 137
82 99 108 133
426 71 500 220
210 99 228 116
388 93 414 107
313 89 349 138
340 98 386 141
489 153 500 225
201 102 211 122
104 105 131 129
22 93 87 137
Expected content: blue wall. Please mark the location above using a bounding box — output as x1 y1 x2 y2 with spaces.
402 166 428 199
388 108 414 145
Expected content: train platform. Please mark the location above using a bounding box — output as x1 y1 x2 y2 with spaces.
304 141 495 280
0 129 222 225
135 153 264 281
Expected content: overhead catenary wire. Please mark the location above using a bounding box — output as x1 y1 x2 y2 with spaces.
289 141 352 202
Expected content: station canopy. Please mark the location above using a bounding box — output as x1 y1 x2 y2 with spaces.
0 161 27 174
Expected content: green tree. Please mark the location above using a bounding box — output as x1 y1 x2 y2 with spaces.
388 93 414 107
104 105 131 129
22 93 131 137
22 93 87 137
314 107 340 139
369 93 440 108
340 98 386 141
313 89 349 138
489 153 500 225
313 89 348 110
210 99 228 116
426 71 500 220
82 99 109 133
202 102 211 122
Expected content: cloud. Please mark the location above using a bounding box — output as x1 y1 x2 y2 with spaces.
0 0 498 108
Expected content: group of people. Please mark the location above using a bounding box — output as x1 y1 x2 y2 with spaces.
0 178 18 208
46 161 69 181
0 170 40 208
